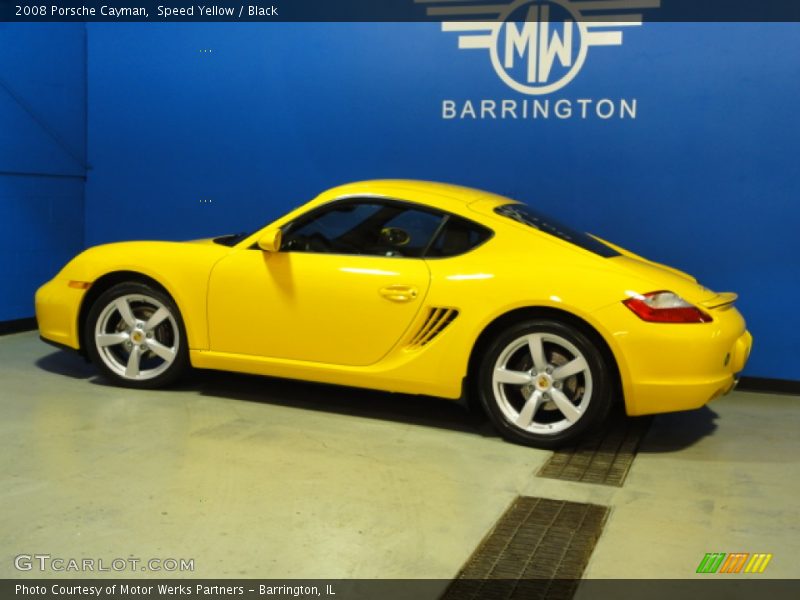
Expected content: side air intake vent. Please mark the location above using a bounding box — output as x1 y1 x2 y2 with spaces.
407 308 459 349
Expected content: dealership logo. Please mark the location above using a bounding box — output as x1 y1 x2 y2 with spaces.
696 552 773 574
423 0 661 95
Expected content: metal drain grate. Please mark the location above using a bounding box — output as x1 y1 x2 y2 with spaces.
442 497 609 600
537 416 652 487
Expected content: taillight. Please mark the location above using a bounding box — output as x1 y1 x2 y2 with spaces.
623 291 712 323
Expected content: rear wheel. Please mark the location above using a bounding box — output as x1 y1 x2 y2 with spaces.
85 282 189 388
477 319 613 448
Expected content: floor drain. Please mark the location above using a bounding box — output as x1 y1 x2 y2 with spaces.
537 416 652 487
442 497 609 600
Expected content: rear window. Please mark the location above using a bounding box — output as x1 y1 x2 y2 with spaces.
494 204 618 258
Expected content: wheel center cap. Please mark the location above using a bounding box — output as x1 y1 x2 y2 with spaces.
535 373 553 391
131 331 144 344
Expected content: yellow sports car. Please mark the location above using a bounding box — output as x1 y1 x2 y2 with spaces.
36 180 752 447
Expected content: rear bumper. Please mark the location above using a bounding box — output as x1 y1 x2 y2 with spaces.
624 363 744 416
730 329 753 374
592 302 753 417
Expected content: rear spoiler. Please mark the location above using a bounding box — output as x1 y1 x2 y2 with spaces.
699 292 738 309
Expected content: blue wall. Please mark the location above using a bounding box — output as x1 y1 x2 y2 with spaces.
0 24 87 322
83 22 800 380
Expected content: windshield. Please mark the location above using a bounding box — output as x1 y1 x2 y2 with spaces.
494 203 618 258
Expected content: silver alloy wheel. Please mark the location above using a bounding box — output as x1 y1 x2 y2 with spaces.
94 294 179 381
492 332 593 435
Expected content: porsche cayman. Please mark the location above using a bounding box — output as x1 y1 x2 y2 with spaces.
36 180 752 447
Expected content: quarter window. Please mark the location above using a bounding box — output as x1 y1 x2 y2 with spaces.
426 215 492 258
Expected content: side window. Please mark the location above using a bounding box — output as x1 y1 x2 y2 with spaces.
284 203 383 252
282 200 445 258
426 215 492 258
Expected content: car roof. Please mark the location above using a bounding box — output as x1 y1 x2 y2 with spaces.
319 179 516 213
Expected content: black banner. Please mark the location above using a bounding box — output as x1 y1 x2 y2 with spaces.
1 0 800 23
5 580 800 600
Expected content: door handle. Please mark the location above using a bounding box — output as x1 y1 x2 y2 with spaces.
379 285 419 303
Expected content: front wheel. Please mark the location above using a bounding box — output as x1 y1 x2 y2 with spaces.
477 319 613 448
85 282 189 388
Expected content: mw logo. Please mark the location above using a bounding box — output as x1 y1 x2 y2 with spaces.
696 552 773 574
494 0 583 92
427 0 661 95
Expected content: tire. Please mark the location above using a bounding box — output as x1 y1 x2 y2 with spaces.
476 319 613 448
84 282 189 389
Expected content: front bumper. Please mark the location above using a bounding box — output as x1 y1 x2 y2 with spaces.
35 278 87 350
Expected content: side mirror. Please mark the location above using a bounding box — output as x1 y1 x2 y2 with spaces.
257 228 282 253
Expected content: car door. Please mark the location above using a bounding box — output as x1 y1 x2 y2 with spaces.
206 199 444 366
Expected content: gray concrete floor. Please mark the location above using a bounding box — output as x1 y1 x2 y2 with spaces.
1 331 798 582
